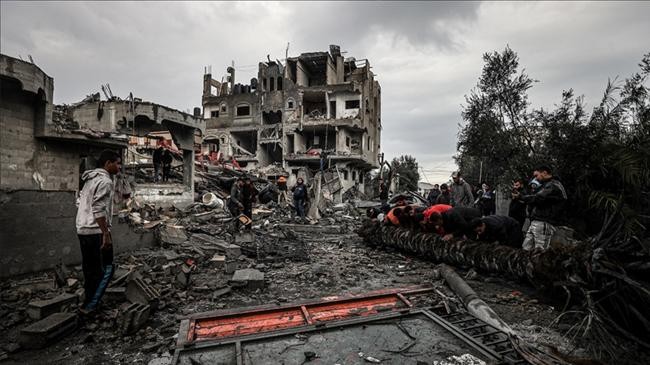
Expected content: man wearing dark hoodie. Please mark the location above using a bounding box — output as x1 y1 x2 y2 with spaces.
76 150 121 315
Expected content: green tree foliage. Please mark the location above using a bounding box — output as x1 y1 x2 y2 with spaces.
391 155 420 192
456 47 650 238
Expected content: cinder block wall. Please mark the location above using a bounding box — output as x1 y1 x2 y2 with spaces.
1 89 78 191
0 82 156 278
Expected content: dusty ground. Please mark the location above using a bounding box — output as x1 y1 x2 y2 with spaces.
1 218 582 365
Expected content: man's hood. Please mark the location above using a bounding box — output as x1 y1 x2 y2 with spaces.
82 168 110 181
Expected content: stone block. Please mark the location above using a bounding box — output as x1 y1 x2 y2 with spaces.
225 260 238 274
192 233 241 257
19 313 77 349
26 293 78 320
209 254 226 269
230 269 264 289
117 302 150 335
126 277 160 310
104 286 127 303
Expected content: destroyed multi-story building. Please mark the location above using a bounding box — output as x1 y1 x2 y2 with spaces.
201 45 381 201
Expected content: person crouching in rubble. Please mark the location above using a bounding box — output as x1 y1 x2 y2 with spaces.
228 177 245 228
76 150 121 315
429 206 482 241
242 176 258 230
291 177 309 221
470 215 523 248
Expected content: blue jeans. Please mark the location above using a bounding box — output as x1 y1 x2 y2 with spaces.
294 198 305 218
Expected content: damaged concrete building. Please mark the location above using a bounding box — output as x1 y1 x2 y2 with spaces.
0 54 205 277
201 45 381 201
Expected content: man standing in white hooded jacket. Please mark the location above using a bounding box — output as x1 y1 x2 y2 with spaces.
76 150 121 314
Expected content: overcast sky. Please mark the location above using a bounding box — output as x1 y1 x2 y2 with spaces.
2 1 648 182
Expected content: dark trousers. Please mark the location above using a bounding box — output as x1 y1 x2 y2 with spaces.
294 198 306 218
78 234 114 310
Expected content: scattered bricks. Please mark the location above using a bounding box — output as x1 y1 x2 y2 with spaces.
109 267 132 288
19 313 77 349
26 293 77 320
117 302 151 335
230 269 265 289
210 254 226 269
162 262 177 276
192 233 241 257
126 277 160 310
225 260 237 274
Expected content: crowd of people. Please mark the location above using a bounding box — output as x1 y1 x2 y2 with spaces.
370 166 568 251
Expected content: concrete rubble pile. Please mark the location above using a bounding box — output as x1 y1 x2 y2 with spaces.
0 169 373 363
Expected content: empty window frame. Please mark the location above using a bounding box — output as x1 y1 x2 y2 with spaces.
346 137 350 147
277 77 283 91
342 170 349 180
270 77 275 91
211 110 219 118
345 100 360 109
352 171 357 181
236 104 251 116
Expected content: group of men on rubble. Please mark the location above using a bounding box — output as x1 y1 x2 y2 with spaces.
372 166 567 251
227 174 310 228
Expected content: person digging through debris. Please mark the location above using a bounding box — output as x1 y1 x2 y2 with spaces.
228 177 245 228
152 145 163 183
514 165 568 251
242 176 258 230
378 178 389 205
291 177 309 221
76 149 121 315
429 206 482 241
470 215 524 248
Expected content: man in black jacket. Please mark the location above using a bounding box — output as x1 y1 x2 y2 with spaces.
429 206 482 240
241 176 258 230
513 165 567 251
471 215 524 248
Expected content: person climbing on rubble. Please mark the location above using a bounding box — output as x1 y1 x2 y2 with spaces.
429 206 482 241
291 177 309 221
378 178 389 206
242 176 258 230
384 206 405 227
277 175 288 207
76 149 121 315
470 215 524 248
435 183 452 205
161 148 173 182
450 171 474 207
513 165 568 251
228 177 245 228
152 146 163 183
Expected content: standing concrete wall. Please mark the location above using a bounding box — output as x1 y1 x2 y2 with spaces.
0 190 156 278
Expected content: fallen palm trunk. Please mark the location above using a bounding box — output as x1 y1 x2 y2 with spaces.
357 221 650 363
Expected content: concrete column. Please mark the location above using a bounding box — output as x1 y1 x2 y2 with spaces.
183 149 194 192
325 92 330 119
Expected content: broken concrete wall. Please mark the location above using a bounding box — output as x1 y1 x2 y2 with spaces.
0 190 155 278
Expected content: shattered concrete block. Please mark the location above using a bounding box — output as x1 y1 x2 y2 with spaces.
26 293 78 320
162 262 177 276
225 260 237 274
159 224 188 245
234 231 255 244
126 277 160 310
19 313 77 349
278 223 343 234
211 286 231 300
104 286 127 303
230 269 265 289
117 302 151 335
192 233 241 257
15 277 55 292
209 254 226 269
175 264 193 288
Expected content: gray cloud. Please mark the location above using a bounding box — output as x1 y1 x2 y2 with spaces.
1 1 648 182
